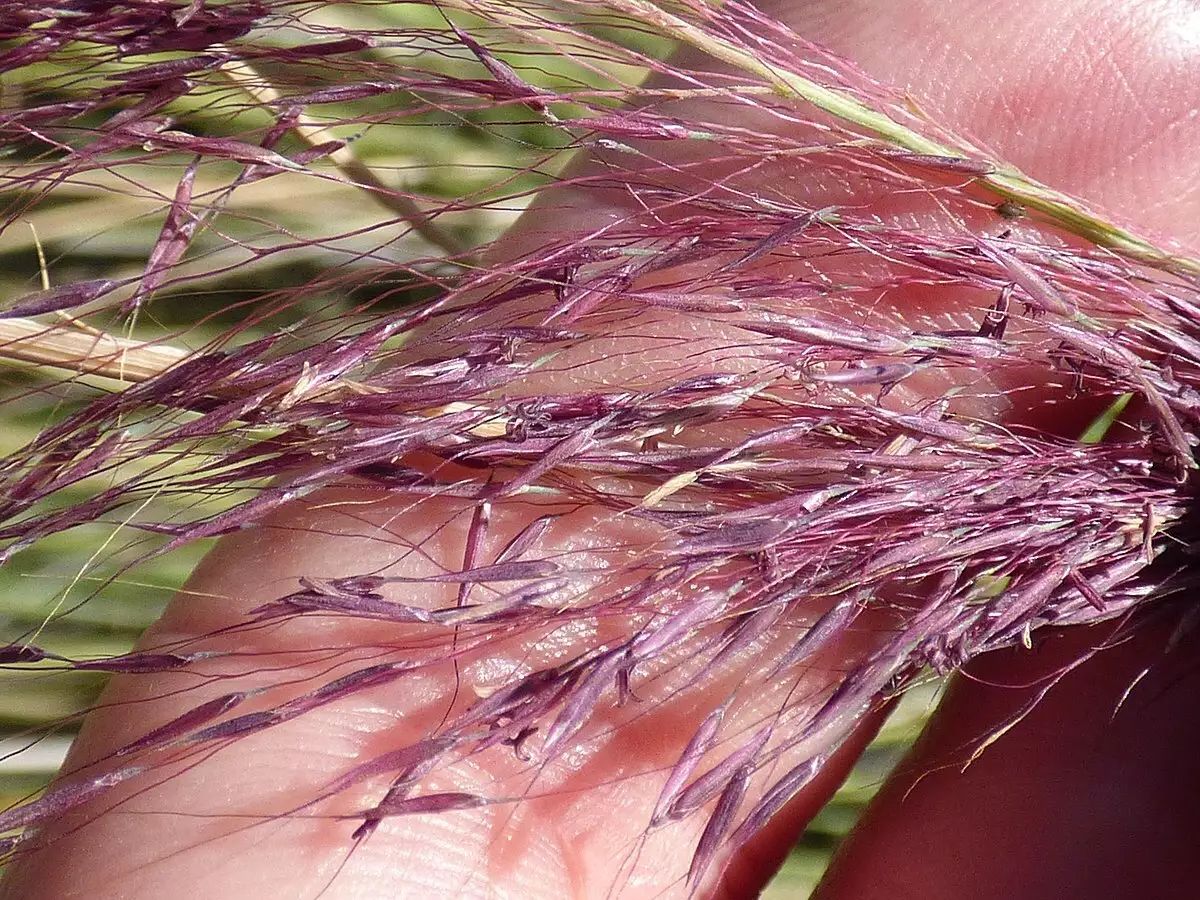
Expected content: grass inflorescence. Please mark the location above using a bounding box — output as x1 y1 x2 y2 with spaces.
0 0 1198 894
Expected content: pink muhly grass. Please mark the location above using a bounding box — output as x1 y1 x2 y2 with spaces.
0 0 1198 891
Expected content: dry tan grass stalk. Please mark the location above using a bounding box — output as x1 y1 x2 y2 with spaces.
0 319 515 439
0 318 191 385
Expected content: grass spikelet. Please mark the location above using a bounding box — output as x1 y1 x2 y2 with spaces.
0 1 1198 895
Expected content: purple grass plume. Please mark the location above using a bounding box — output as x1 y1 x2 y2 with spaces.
1 0 1199 892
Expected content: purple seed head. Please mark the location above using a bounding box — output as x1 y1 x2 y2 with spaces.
0 0 1197 890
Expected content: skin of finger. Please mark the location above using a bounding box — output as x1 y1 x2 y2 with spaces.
812 611 1200 900
501 0 1200 258
766 0 1200 254
0 488 890 900
475 0 1200 434
4 1 1199 899
792 2 1200 896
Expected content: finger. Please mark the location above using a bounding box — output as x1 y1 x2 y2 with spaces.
800 1 1200 894
0 487 892 900
767 0 1200 252
510 0 1200 253
813 609 1200 900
